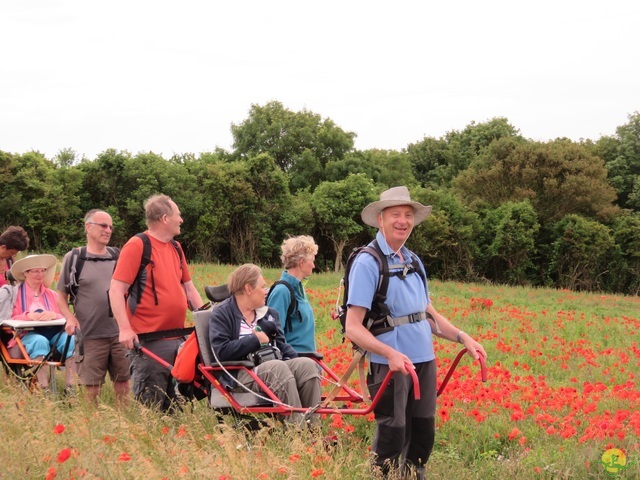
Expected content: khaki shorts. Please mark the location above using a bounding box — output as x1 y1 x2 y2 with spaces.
75 337 131 386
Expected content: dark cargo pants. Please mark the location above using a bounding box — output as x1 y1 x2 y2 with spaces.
368 360 437 478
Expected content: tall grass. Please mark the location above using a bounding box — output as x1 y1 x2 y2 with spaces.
2 264 639 479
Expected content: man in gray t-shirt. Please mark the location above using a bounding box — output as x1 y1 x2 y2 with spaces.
57 210 130 405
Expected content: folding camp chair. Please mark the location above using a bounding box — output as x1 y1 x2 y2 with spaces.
0 318 71 393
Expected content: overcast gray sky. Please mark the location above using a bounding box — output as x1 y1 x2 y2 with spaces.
2 1 639 160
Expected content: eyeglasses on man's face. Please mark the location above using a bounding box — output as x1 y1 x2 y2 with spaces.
88 222 114 231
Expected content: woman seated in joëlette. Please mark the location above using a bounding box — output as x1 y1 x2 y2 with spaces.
208 263 321 427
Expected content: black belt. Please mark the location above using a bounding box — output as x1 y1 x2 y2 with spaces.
137 327 194 343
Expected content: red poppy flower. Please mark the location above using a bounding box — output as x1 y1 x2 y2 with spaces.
508 427 521 440
57 448 71 463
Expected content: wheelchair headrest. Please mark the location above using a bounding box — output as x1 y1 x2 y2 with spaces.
204 285 230 303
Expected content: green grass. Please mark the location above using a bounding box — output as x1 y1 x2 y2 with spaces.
2 263 639 479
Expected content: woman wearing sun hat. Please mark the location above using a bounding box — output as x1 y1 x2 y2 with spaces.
8 254 76 391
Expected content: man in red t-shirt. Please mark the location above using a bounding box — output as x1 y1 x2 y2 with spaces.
109 195 203 411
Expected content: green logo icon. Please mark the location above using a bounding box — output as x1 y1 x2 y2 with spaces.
602 448 633 477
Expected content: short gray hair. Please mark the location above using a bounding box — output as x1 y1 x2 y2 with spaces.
144 195 174 226
280 235 318 270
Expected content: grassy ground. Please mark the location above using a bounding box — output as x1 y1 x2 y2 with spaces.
2 263 639 479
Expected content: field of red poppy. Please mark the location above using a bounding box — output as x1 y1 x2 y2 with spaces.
2 263 639 479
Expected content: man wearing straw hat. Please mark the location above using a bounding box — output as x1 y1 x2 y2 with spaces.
344 186 487 479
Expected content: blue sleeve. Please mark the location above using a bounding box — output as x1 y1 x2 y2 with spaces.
266 284 291 331
346 253 379 310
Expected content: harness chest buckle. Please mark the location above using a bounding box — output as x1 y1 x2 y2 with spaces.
400 264 410 279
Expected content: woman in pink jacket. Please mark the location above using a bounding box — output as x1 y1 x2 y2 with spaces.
10 254 76 392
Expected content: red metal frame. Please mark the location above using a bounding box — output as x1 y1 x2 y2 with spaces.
197 361 418 416
136 343 487 417
437 348 487 396
313 357 364 403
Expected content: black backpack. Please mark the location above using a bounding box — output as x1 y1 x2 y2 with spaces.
337 239 426 340
266 280 298 333
66 246 120 307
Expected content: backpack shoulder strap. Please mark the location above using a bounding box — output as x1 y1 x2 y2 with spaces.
75 246 88 277
136 233 153 269
340 240 389 323
408 251 426 286
4 257 15 285
66 247 86 305
106 246 120 261
131 233 156 305
267 280 297 333
369 240 390 299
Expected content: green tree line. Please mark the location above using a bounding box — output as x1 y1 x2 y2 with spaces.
2 101 640 294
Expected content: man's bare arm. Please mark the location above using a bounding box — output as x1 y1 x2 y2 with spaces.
109 278 137 349
56 288 79 335
426 303 487 361
183 280 204 311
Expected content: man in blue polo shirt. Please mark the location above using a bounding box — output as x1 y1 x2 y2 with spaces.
345 186 487 479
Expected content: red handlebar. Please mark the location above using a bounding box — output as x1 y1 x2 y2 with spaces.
405 362 421 400
478 353 487 382
437 348 487 397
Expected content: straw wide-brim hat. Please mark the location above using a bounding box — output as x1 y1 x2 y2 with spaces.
11 254 58 287
361 186 432 228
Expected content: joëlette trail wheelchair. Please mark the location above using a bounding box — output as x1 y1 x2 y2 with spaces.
134 285 487 427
